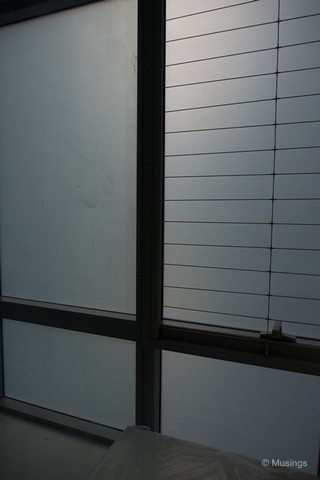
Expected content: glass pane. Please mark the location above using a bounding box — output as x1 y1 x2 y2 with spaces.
166 0 278 41
167 50 276 86
166 101 275 131
277 96 320 123
275 148 320 174
166 151 274 177
276 123 320 149
167 0 258 19
161 351 320 475
3 319 136 429
279 43 320 71
0 0 137 313
280 0 320 19
279 16 320 46
166 24 277 65
274 174 320 199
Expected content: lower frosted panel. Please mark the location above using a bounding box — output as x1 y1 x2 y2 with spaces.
3 320 136 430
161 351 320 475
269 296 320 328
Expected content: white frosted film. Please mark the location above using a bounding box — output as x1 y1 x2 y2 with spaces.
166 50 276 87
164 0 320 340
166 24 277 65
279 16 320 46
278 70 320 98
279 43 320 71
277 123 320 149
270 297 320 328
165 176 272 200
275 148 320 174
166 101 275 132
166 0 278 41
161 352 320 474
3 320 135 429
277 96 320 123
164 265 269 295
274 174 320 199
165 200 272 223
272 250 320 276
166 76 276 111
166 126 274 155
164 287 268 319
163 308 266 331
280 0 320 19
274 200 320 224
273 225 320 249
166 151 274 177
0 0 137 313
164 223 271 248
164 245 270 271
167 0 257 19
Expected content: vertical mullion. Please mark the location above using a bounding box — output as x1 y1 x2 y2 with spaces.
136 0 165 430
266 0 281 333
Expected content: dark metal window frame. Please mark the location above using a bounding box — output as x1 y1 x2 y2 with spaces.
0 0 319 446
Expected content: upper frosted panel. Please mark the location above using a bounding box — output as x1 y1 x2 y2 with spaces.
0 0 137 313
166 0 278 41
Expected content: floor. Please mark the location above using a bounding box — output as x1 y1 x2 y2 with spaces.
0 410 110 480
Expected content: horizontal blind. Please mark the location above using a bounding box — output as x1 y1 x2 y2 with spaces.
163 0 320 340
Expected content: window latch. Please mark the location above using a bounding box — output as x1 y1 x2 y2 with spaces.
260 321 296 343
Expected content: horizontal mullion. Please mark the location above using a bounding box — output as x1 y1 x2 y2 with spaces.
271 293 320 302
166 198 272 202
166 20 277 44
165 173 272 179
0 296 136 341
165 242 268 249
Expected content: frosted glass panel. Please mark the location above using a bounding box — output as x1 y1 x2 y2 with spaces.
166 76 276 110
280 0 320 19
277 123 320 149
166 101 275 131
272 250 320 275
163 308 266 331
165 223 271 248
277 96 320 123
165 176 272 200
279 16 320 46
167 0 257 19
0 0 137 313
279 43 320 71
162 352 320 474
166 0 278 41
166 50 276 87
166 24 277 65
273 225 320 249
164 0 320 338
164 245 270 271
166 151 274 177
164 265 269 295
275 148 320 174
165 200 272 223
274 200 320 224
164 287 268 319
3 320 135 429
166 127 274 155
274 174 320 199
269 297 320 327
278 70 320 98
